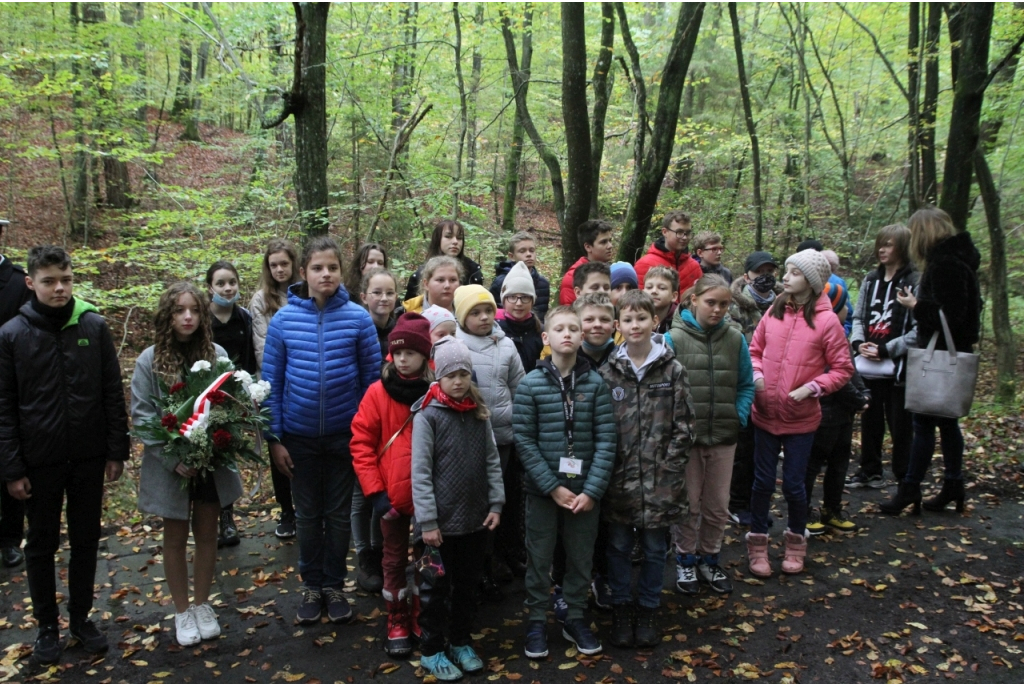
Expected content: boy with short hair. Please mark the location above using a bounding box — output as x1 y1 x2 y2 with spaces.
643 266 680 335
573 262 612 300
573 294 617 369
598 290 694 649
609 262 637 307
514 306 617 659
693 231 733 283
559 221 616 305
0 245 130 664
490 232 551 322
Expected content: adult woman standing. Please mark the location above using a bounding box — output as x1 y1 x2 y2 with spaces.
847 225 918 488
880 207 981 515
403 220 484 302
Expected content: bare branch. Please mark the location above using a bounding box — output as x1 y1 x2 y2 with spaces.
982 32 1024 92
837 3 911 102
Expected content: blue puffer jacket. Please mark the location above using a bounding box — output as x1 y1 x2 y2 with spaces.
263 283 381 438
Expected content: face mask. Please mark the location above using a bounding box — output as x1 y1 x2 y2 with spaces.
752 273 776 293
212 292 240 307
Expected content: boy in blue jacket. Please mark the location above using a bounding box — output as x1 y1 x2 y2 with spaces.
513 306 617 659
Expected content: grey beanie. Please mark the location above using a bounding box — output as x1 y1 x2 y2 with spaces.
432 336 474 379
500 260 536 301
785 249 832 295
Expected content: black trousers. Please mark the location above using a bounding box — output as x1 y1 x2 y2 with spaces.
494 446 524 564
271 460 295 517
0 485 25 548
418 529 487 656
25 459 106 626
805 421 853 513
859 378 912 481
728 423 756 513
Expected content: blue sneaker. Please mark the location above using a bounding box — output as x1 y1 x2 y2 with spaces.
562 617 602 655
524 620 548 659
448 644 484 673
421 652 463 682
551 585 568 623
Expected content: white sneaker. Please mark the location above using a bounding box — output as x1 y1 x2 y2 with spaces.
192 603 221 640
175 608 201 646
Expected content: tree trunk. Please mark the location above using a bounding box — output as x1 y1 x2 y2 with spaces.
561 3 593 267
939 3 992 230
920 2 941 203
181 15 209 143
615 2 649 222
589 2 615 219
729 3 763 249
907 2 921 209
453 3 468 216
501 7 566 231
392 4 416 133
69 3 89 237
617 3 705 263
293 3 331 238
467 4 485 183
171 16 193 118
501 8 533 233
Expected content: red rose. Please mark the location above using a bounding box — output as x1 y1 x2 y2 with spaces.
160 413 178 429
168 382 186 395
212 429 233 450
208 390 226 406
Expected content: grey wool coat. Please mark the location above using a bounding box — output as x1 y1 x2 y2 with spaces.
131 345 243 520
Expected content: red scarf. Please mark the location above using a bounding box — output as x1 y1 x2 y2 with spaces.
422 382 478 412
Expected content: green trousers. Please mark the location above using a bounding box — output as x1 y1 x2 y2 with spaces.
524 494 600 621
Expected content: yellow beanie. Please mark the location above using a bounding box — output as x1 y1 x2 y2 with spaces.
453 284 496 328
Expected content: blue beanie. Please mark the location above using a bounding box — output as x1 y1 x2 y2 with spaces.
610 261 638 290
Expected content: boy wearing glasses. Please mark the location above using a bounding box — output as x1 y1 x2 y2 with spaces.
694 231 734 284
634 210 703 297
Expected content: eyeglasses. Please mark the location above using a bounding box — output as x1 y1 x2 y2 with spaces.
702 246 725 253
666 228 693 239
504 295 533 304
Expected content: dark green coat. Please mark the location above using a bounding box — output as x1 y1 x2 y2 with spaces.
513 356 617 501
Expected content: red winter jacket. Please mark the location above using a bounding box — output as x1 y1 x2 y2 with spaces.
634 238 704 298
351 380 417 516
559 256 589 306
749 292 853 436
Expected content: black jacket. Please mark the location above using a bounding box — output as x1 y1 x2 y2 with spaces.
497 314 546 374
0 299 130 481
403 256 484 303
490 260 551 322
914 232 982 353
820 363 870 426
0 257 31 328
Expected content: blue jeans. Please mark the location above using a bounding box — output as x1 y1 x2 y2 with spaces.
750 428 815 535
903 414 964 485
606 523 668 609
283 432 356 590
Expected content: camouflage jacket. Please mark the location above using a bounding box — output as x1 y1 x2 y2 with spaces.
598 337 695 528
726 278 781 342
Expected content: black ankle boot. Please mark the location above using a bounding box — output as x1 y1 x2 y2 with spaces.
922 479 966 513
878 482 921 516
609 604 634 648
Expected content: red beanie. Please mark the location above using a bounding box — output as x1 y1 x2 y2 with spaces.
388 313 432 358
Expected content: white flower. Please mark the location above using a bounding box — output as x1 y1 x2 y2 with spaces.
190 360 212 373
247 379 271 404
233 370 254 386
217 356 235 369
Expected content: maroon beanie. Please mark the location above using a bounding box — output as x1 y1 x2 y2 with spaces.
388 312 432 358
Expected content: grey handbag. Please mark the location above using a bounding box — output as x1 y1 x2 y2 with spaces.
905 310 979 418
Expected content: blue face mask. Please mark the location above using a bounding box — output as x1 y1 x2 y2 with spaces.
212 292 240 307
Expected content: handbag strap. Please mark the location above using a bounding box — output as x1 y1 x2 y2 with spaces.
924 309 959 364
380 412 414 457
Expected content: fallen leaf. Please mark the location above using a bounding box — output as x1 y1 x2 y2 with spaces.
558 662 578 670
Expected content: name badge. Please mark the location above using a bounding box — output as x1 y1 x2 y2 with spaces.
559 457 582 476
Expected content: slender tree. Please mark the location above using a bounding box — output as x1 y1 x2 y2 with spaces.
500 5 533 233
729 3 763 249
920 2 941 203
560 3 594 267
589 2 615 219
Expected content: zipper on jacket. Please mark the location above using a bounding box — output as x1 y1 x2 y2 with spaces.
706 336 715 440
318 308 325 436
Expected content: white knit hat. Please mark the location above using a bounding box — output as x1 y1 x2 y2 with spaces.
785 249 832 295
500 261 536 301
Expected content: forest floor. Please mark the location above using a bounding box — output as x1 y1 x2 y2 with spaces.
1 459 1023 685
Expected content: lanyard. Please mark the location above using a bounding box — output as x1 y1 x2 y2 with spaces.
553 368 576 454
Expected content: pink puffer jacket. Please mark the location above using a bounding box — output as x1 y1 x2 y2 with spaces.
749 292 853 435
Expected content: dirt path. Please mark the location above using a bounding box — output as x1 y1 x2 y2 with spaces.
1 480 1021 684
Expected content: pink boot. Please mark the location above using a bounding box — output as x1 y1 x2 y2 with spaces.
781 530 807 574
745 532 772 577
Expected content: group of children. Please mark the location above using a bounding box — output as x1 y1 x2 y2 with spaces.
0 213 873 677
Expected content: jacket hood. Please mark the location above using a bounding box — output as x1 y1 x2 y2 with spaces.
536 353 592 383
67 298 99 328
493 259 514 277
679 307 727 334
930 231 981 272
456 322 507 350
19 297 99 330
649 236 692 261
608 333 675 375
873 260 918 283
288 281 351 311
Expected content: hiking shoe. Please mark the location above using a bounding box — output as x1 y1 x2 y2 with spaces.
175 609 201 646
33 625 61 665
524 620 549 659
696 555 733 594
847 472 884 489
634 606 659 648
68 618 108 654
590 574 613 610
296 587 323 624
562 618 602 655
675 554 700 595
551 586 569 623
821 508 859 533
275 513 296 538
609 604 635 648
448 644 484 673
420 652 463 682
193 603 221 640
728 511 741 525
2 546 24 568
806 520 827 536
325 587 352 623
356 548 384 594
218 509 240 548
